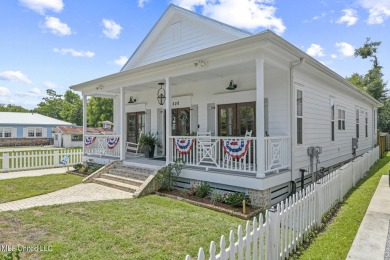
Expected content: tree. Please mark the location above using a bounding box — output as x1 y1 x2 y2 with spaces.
347 38 387 101
86 97 113 127
60 90 83 125
378 99 390 132
34 89 64 120
0 104 29 112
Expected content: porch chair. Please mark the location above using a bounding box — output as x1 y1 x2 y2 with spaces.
126 131 143 157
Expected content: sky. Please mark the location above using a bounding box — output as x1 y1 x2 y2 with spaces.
0 0 389 109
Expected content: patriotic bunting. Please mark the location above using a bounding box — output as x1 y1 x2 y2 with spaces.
84 136 96 146
222 140 250 159
175 138 194 155
107 137 120 149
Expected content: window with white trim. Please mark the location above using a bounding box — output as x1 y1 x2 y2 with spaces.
0 128 12 138
338 109 345 130
365 112 368 138
71 134 83 142
27 127 43 138
297 89 303 145
330 98 335 141
356 109 360 138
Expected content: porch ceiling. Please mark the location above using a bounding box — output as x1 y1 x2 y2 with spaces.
89 61 279 96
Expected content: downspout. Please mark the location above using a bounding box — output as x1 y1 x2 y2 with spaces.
288 58 305 195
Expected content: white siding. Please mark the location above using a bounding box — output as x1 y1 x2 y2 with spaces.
126 14 244 69
292 70 375 180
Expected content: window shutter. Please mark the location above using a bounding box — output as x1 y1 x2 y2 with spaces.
145 109 151 134
12 128 17 138
190 104 198 133
207 103 215 135
42 128 48 138
23 128 28 138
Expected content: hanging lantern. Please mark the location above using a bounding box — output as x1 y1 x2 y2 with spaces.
157 82 166 105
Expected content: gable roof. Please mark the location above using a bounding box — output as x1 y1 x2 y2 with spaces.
121 4 251 70
0 112 73 126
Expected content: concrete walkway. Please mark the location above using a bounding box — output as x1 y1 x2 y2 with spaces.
347 175 390 259
0 168 133 212
0 167 74 180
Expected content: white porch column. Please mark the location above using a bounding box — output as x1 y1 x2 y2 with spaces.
165 77 171 165
256 59 265 178
120 87 126 160
82 94 87 154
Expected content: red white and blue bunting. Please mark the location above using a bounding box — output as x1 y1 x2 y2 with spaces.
107 137 120 149
84 136 96 146
222 140 250 159
174 138 194 155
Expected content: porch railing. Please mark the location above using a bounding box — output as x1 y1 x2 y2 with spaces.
169 136 289 174
264 136 289 173
84 135 121 158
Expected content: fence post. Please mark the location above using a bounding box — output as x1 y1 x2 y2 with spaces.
2 152 9 172
338 169 343 202
54 150 59 167
267 206 280 260
315 181 322 229
351 160 355 188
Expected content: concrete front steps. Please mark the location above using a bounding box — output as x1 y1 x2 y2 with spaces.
84 162 157 197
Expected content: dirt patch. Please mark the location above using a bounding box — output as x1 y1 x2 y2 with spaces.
157 189 262 220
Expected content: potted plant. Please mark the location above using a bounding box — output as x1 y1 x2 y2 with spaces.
139 133 161 158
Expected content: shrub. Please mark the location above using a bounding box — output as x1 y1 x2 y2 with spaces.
224 192 251 207
194 183 212 198
210 190 223 204
156 158 184 191
1 250 20 260
73 163 83 171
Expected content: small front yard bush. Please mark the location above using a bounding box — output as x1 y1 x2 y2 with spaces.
194 183 212 198
156 158 184 191
223 192 251 207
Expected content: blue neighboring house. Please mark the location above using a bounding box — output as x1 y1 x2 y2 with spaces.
0 112 74 146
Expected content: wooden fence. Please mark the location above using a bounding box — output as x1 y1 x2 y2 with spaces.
0 148 83 172
186 146 380 260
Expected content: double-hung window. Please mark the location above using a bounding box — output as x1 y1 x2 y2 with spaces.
297 89 303 145
356 109 360 138
330 99 335 141
27 127 44 137
338 109 345 130
0 128 12 138
365 112 368 138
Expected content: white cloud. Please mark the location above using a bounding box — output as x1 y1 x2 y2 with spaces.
43 16 71 36
331 54 338 59
335 42 355 57
28 88 41 95
43 81 57 88
102 19 122 39
138 0 150 8
172 0 286 34
306 44 325 57
358 0 390 24
0 71 32 84
19 0 63 15
113 56 128 66
336 9 358 26
53 48 95 58
0 87 11 96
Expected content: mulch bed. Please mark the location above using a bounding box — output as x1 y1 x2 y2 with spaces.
157 189 262 220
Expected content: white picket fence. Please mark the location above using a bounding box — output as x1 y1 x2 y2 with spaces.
0 148 83 172
186 146 380 260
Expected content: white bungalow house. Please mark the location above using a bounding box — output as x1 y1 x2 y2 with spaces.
70 5 380 207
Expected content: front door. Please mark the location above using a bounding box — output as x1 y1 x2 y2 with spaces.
127 112 145 143
218 102 256 137
171 107 190 135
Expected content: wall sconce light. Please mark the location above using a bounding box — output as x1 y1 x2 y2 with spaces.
157 82 166 105
226 80 237 90
194 60 205 67
128 96 136 104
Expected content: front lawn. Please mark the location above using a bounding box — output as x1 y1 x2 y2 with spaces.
299 151 390 259
0 174 83 203
0 195 246 259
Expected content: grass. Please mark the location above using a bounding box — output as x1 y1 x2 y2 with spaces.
0 174 83 203
0 195 246 259
299 151 390 260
